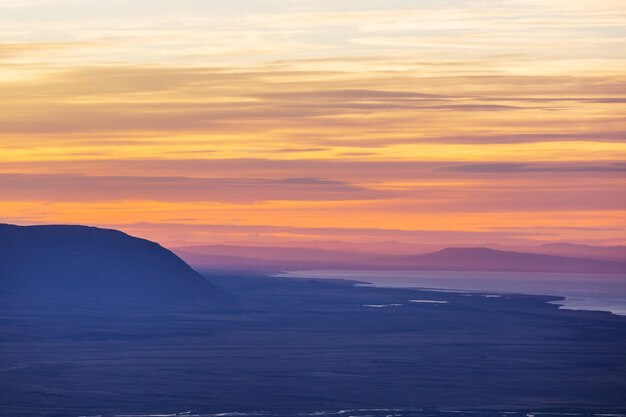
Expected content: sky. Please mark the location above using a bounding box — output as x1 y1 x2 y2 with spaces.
1 0 625 247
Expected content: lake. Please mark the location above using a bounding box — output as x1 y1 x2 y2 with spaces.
276 270 626 316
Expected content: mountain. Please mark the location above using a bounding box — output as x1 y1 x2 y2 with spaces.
389 247 626 274
0 224 219 308
174 243 626 274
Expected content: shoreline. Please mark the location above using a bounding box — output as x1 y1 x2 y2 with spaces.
274 269 626 316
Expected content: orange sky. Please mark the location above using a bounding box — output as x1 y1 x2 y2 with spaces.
1 0 625 246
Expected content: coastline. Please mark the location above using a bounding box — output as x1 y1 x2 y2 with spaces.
275 269 626 316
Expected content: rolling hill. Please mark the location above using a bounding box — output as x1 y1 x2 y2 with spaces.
0 224 219 308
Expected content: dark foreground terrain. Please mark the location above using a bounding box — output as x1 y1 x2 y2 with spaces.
1 272 626 417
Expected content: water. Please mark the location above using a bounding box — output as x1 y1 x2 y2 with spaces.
275 270 626 316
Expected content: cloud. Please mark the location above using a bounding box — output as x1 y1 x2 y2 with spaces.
486 226 622 232
416 132 626 145
0 0 79 8
0 173 399 203
446 162 626 173
274 148 329 153
3 65 614 139
104 221 547 246
0 41 99 60
0 0 624 246
3 158 626 181
256 89 447 101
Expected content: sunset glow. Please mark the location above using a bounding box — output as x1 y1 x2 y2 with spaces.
2 0 625 246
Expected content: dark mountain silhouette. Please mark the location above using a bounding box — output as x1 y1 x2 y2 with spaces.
390 247 626 273
0 224 219 308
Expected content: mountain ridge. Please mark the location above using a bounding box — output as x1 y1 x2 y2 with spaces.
175 243 626 274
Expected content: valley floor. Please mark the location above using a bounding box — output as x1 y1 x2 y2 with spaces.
1 272 626 416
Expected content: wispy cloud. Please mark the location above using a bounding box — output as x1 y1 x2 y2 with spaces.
0 173 399 202
1 0 625 244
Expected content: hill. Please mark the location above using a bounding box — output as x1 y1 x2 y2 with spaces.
0 224 219 308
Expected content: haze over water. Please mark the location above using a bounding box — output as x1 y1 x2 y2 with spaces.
278 270 626 316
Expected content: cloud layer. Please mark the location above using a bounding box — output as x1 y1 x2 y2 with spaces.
1 0 625 245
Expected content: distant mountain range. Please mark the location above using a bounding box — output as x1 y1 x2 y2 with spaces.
174 239 626 259
0 224 219 308
175 244 626 274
